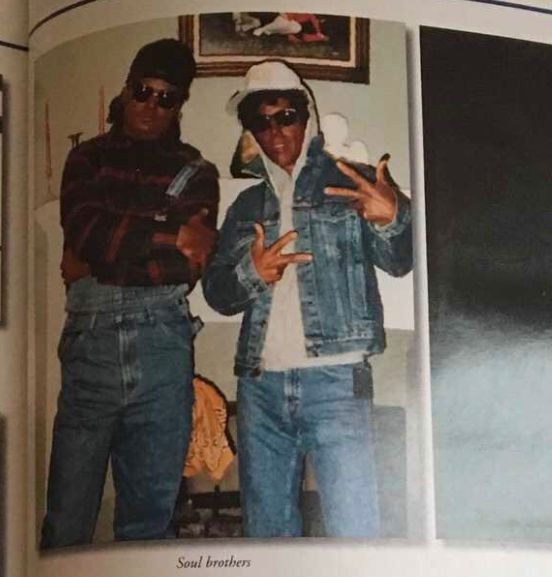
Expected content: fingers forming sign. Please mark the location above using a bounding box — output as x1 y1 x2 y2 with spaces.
324 154 398 227
176 208 218 276
251 223 312 285
60 248 90 285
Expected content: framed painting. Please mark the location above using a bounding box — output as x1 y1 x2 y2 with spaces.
178 13 370 84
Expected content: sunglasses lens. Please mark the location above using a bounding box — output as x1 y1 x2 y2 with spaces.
249 109 301 133
249 116 271 133
130 83 180 109
157 92 179 109
278 109 300 126
132 83 151 103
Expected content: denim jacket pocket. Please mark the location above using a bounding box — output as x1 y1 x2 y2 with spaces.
236 218 279 243
307 203 376 336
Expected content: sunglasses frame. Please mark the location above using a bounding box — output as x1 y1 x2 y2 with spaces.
129 82 182 110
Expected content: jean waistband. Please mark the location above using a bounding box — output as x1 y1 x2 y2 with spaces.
65 276 189 314
62 298 199 332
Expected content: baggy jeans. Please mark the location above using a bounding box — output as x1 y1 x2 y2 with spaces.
237 363 380 538
41 279 195 548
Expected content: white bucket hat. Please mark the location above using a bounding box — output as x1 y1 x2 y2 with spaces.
226 60 310 115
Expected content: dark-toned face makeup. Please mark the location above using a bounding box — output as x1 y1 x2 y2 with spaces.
122 77 183 140
253 97 307 175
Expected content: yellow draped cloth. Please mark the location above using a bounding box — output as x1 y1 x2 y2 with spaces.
184 376 235 482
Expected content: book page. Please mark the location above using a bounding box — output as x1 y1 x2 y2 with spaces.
0 3 29 577
24 1 552 577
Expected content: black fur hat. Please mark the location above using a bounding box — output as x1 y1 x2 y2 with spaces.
127 38 196 98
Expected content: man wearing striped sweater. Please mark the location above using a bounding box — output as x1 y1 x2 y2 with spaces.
41 39 219 548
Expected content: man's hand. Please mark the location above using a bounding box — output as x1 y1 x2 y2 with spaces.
325 154 398 227
176 209 218 276
61 248 90 285
251 223 312 285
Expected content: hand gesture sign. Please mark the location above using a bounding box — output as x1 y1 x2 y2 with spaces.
325 154 398 227
251 223 312 285
176 208 218 276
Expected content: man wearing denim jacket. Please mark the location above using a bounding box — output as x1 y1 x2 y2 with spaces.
202 60 412 537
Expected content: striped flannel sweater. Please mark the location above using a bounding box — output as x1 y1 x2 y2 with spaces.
60 127 219 287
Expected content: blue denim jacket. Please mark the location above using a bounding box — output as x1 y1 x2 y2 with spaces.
202 136 412 377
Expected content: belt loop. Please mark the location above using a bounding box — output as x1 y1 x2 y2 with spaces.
190 314 203 335
144 307 154 325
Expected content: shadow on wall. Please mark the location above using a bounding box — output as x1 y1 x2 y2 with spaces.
34 222 49 542
1 79 8 326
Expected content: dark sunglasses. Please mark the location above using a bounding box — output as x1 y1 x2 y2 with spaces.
130 82 182 110
247 108 302 133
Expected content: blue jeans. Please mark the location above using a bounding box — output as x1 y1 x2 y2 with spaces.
41 290 194 549
237 363 380 537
